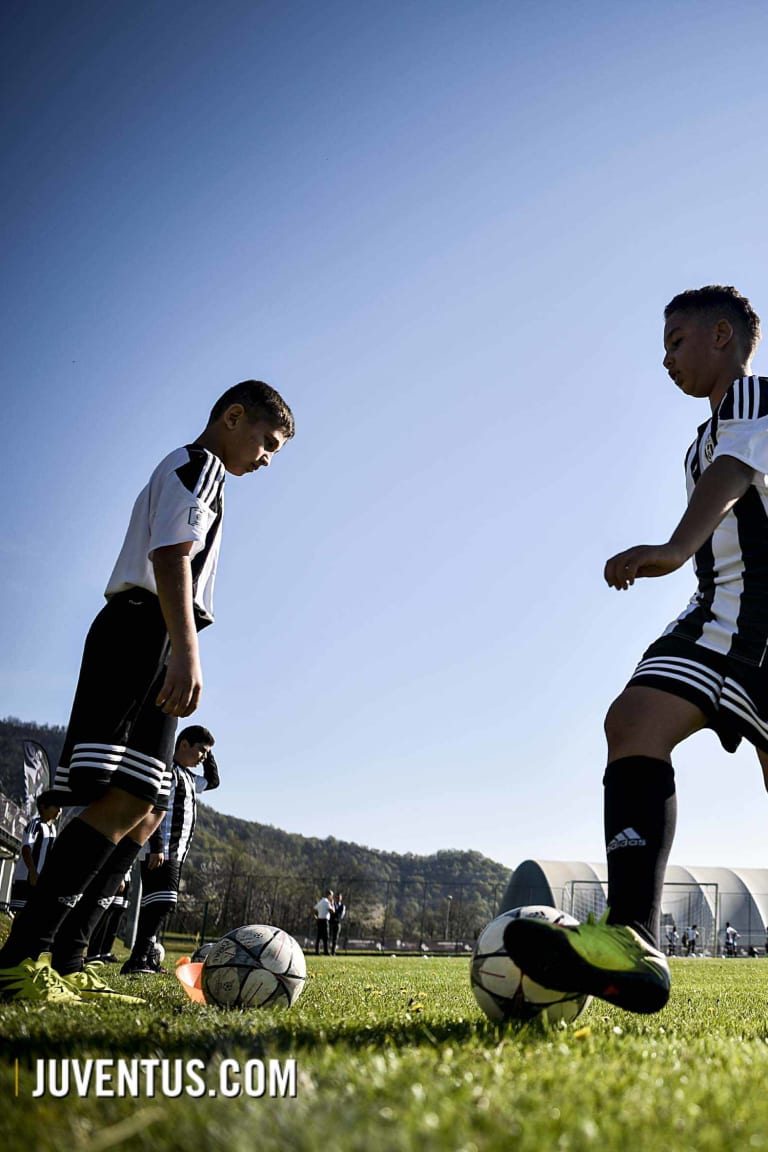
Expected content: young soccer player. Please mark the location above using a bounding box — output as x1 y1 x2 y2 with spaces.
505 285 765 1013
120 725 218 975
0 380 294 1001
9 792 60 913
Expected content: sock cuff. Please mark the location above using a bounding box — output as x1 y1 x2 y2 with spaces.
61 817 116 854
603 755 675 788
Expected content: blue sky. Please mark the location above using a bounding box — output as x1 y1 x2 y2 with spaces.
4 0 768 871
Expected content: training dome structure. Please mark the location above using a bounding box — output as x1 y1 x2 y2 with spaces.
501 860 768 955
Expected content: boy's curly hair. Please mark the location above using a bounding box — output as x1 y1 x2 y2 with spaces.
665 285 761 358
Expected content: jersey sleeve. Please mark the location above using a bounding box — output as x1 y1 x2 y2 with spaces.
147 449 225 558
713 378 768 477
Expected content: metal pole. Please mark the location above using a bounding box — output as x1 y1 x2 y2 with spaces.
382 880 391 946
419 880 427 949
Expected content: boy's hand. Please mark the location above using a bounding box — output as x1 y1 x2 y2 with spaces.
604 543 687 590
202 750 220 790
605 456 757 592
156 649 203 716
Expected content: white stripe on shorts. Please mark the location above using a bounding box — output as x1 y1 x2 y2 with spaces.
631 656 724 705
721 679 768 743
69 744 165 780
141 890 178 907
71 743 166 773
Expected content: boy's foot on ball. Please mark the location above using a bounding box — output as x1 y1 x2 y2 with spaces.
503 911 670 1014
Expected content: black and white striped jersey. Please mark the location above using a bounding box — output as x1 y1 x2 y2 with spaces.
12 816 57 883
152 763 208 865
105 446 226 627
666 376 768 664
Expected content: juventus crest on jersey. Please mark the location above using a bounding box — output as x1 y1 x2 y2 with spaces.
668 376 768 664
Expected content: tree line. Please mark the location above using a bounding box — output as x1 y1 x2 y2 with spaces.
0 718 511 944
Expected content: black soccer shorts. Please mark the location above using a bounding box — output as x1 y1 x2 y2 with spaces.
140 858 181 910
51 589 177 809
627 634 768 753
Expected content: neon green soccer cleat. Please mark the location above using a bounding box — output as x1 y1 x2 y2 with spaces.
0 954 84 1004
503 911 670 1015
58 961 146 1004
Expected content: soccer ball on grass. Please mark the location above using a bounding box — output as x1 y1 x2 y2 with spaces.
470 905 591 1024
201 924 307 1009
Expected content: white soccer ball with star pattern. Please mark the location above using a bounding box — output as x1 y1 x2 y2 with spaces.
470 906 591 1024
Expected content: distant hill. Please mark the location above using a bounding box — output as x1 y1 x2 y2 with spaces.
190 803 511 942
0 717 511 943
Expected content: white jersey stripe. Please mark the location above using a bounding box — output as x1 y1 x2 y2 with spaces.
664 376 768 662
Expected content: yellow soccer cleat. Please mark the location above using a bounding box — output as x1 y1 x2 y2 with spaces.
504 910 670 1015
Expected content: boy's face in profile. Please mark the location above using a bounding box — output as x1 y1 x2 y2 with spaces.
221 407 286 476
175 739 212 769
663 309 738 401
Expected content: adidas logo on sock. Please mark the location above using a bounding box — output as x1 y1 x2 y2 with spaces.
607 827 647 852
57 894 83 908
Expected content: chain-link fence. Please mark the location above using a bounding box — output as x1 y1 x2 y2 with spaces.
160 873 508 952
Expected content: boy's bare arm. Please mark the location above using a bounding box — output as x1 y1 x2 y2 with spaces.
605 455 757 590
22 844 37 883
152 541 203 716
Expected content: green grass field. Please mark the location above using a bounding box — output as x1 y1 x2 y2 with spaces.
3 946 768 1152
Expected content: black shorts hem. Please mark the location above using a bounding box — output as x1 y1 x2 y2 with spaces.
627 634 768 755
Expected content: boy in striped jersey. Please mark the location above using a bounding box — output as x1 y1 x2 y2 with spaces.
0 381 294 1001
506 285 765 1013
9 792 60 913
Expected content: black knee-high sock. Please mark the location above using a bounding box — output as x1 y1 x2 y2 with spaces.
87 898 124 959
129 901 174 964
0 819 117 966
603 756 677 947
52 836 143 975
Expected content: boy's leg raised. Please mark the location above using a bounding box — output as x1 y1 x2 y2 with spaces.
504 687 708 1013
600 686 703 944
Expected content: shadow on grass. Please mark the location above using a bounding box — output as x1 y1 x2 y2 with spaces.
0 1011 542 1063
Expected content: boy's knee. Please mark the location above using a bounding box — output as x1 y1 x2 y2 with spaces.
82 788 154 839
604 690 666 759
605 684 707 760
604 692 634 745
132 809 165 842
